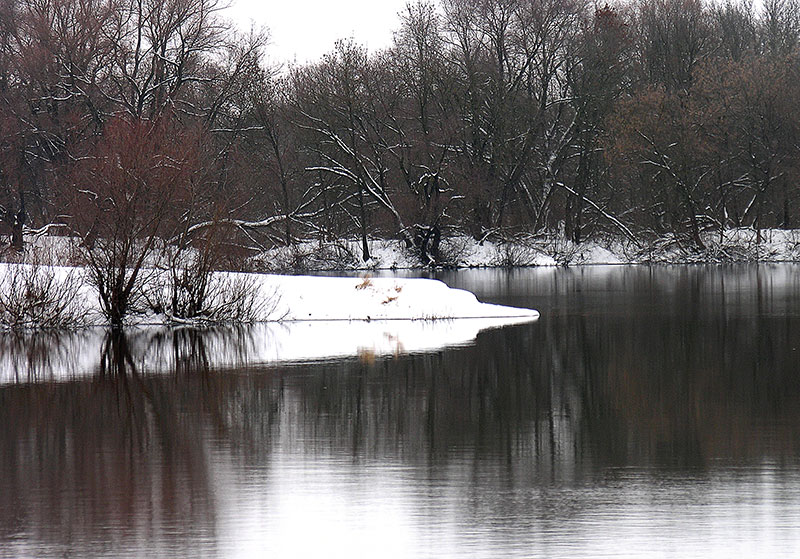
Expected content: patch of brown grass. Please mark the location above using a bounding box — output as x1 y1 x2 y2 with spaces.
355 275 373 290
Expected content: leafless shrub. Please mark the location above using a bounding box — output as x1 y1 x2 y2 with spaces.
426 235 471 267
204 273 282 323
690 229 772 263
621 228 775 263
620 233 678 263
260 241 360 272
147 251 282 323
493 241 538 267
298 241 359 270
486 233 548 267
68 116 198 327
784 230 800 259
0 261 87 330
541 235 583 266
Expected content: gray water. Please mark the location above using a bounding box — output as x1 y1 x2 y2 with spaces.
2 264 800 558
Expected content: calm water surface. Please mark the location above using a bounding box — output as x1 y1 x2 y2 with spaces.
2 264 800 558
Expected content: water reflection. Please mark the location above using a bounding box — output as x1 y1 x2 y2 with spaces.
0 330 219 558
438 265 800 468
0 316 536 385
0 329 98 384
2 265 800 557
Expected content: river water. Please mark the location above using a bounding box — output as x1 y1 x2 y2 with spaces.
2 265 800 558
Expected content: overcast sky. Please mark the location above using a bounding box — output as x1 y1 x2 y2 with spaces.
228 0 413 65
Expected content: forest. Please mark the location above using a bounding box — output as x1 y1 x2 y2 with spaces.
1 0 799 268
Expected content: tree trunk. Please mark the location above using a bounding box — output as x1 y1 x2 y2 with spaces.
10 192 25 252
358 186 370 261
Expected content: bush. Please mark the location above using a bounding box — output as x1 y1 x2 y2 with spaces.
147 248 282 323
0 262 87 330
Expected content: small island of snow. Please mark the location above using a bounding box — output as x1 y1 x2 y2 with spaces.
0 271 540 382
269 274 539 322
0 262 539 326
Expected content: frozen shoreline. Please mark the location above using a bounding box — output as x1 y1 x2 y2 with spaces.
6 225 797 327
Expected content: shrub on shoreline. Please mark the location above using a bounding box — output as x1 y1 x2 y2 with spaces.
0 262 87 330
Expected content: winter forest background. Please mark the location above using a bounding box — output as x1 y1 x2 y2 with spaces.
1 0 799 266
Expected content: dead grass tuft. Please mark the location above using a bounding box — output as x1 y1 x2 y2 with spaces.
355 275 373 290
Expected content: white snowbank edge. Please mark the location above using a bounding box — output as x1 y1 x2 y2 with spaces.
0 263 540 325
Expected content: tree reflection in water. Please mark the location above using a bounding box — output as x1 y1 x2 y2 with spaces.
0 329 222 556
0 329 97 384
2 266 800 557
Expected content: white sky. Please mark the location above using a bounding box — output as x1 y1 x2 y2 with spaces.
227 0 413 65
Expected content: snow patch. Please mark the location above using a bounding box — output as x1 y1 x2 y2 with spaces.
0 263 539 327
271 274 538 321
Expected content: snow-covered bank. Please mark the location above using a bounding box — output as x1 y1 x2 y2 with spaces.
252 228 800 271
270 275 538 321
0 260 539 377
0 318 534 385
5 227 800 275
0 262 539 327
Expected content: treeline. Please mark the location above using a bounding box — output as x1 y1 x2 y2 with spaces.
2 0 800 268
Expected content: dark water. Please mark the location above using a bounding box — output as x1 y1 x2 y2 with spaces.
3 265 800 558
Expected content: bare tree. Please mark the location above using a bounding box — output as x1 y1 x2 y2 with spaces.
293 39 418 261
386 1 462 262
712 0 758 62
725 58 800 236
442 0 590 235
68 115 197 326
563 4 633 243
759 0 800 56
634 0 712 90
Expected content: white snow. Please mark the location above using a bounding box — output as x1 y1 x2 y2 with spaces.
269 274 538 321
0 263 538 325
9 227 800 277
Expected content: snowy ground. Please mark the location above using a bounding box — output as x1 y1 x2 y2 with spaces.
0 263 539 324
269 274 537 321
253 228 800 271
5 227 800 273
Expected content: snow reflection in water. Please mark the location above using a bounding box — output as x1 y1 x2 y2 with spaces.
0 316 535 384
3 265 800 558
